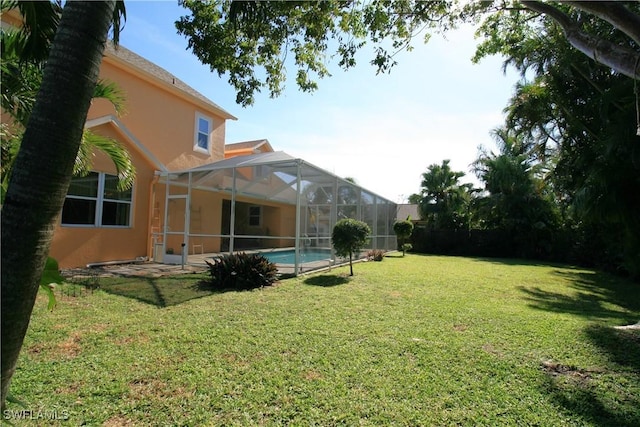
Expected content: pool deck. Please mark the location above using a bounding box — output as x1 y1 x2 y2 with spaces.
187 250 340 276
63 250 347 280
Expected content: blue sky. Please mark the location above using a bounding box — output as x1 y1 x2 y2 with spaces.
119 1 520 202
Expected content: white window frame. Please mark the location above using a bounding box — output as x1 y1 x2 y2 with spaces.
194 112 213 154
61 172 133 228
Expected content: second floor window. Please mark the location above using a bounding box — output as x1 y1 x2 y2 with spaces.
194 113 212 154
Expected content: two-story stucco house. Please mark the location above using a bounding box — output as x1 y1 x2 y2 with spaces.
3 13 398 272
48 44 241 268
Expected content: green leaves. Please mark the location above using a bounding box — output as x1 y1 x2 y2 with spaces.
332 218 371 258
332 218 370 275
415 160 473 230
393 220 414 256
40 257 65 311
74 130 135 191
176 0 451 106
205 252 279 290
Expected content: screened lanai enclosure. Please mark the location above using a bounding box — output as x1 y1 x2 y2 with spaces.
151 152 397 275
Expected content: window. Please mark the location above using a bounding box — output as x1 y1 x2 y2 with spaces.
61 172 133 227
248 206 262 227
194 113 212 154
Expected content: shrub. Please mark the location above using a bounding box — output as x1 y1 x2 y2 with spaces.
332 218 371 276
204 252 278 291
367 249 385 261
401 243 413 254
393 220 414 256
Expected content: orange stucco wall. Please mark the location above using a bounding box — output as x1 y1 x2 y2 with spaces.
49 122 156 267
88 56 227 171
47 46 236 267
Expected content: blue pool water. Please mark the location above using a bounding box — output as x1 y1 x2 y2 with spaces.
259 249 332 264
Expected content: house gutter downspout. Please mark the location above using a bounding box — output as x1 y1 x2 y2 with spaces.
162 173 170 260
147 174 160 262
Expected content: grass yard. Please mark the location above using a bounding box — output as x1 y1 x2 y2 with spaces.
7 254 640 426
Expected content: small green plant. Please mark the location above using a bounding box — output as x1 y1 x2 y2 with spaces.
40 257 65 311
332 218 371 276
401 243 413 254
367 249 385 261
204 252 278 290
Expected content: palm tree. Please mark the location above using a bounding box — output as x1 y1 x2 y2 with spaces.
1 80 134 202
1 7 133 202
472 127 560 256
1 0 120 409
416 160 472 230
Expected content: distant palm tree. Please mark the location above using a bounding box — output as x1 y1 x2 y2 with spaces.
472 126 559 233
416 160 472 230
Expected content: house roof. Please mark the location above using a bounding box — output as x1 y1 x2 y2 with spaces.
186 151 299 172
225 139 274 153
104 43 237 121
396 204 420 221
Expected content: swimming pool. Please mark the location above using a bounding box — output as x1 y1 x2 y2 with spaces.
259 249 333 264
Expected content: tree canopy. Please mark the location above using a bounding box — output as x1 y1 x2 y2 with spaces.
332 218 371 276
412 160 473 231
176 1 640 106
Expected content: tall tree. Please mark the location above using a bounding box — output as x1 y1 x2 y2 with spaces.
467 1 640 79
413 160 473 230
176 1 639 105
1 1 118 408
472 127 559 234
474 2 640 275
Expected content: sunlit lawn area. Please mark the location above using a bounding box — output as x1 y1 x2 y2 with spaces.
9 254 640 425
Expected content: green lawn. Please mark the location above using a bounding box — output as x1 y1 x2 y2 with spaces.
7 254 640 426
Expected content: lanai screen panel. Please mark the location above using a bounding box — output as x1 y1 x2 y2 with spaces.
158 152 397 274
298 161 340 250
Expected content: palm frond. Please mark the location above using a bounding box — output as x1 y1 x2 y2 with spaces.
1 124 22 204
78 130 135 191
13 0 62 63
93 79 127 116
111 1 127 46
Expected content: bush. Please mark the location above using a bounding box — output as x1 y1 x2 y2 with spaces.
204 252 278 291
367 249 385 261
393 220 414 256
332 218 371 276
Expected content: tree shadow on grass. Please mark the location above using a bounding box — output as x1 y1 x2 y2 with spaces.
383 253 405 259
540 325 640 426
98 275 214 308
522 268 640 425
471 256 573 269
303 274 350 287
517 269 640 325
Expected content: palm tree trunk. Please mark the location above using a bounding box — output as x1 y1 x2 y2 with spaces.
1 1 116 409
